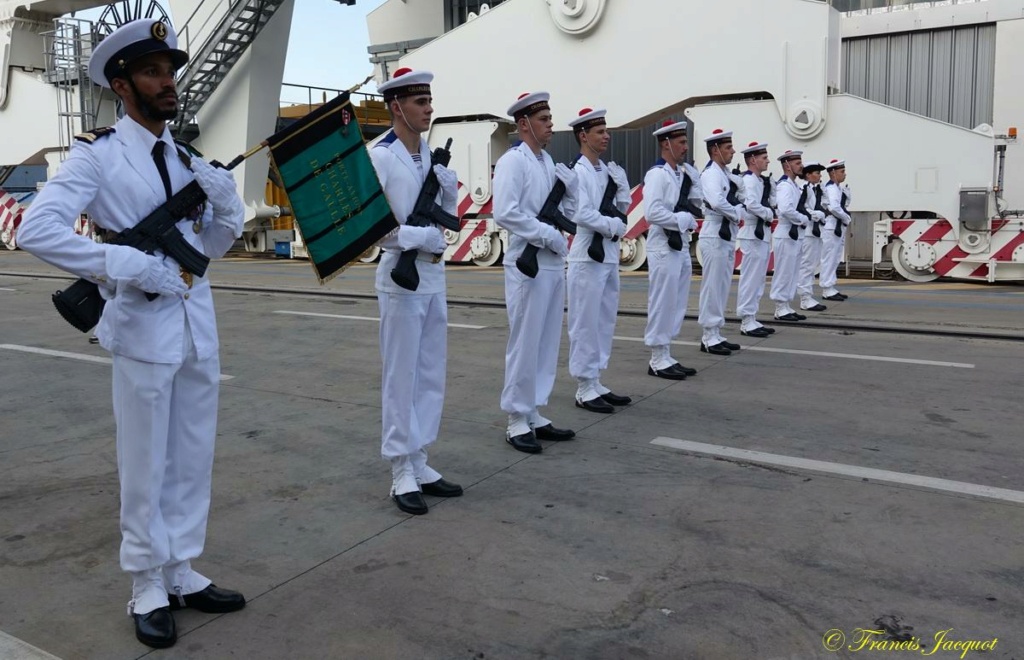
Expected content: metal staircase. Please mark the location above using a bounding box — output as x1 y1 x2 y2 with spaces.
171 0 287 136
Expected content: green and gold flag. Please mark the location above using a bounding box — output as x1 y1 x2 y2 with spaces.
267 92 396 283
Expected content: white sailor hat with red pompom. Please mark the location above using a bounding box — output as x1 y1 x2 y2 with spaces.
378 67 434 101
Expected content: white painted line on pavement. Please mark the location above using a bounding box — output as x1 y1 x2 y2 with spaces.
0 345 234 381
0 287 16 291
651 437 1024 505
0 630 63 660
612 336 973 369
274 310 487 330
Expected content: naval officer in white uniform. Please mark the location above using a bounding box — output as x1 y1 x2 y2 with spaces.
821 158 852 301
17 18 245 649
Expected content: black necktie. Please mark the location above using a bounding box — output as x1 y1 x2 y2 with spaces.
152 141 172 201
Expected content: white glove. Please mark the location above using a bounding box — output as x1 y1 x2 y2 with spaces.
395 225 436 252
606 161 629 191
106 247 187 296
426 227 448 254
675 212 697 233
811 210 826 223
540 225 569 258
554 163 579 201
190 158 243 216
433 164 458 206
608 221 625 241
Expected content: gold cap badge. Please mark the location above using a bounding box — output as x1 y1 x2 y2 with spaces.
151 22 167 41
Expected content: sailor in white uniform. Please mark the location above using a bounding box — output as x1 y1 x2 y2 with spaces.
16 18 245 649
563 107 633 413
369 68 463 516
642 120 699 380
735 140 777 338
796 161 829 312
769 150 810 322
698 128 745 356
820 158 852 301
493 92 579 454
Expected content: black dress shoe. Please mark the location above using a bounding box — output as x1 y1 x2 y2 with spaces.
169 584 246 613
823 294 845 301
600 391 632 406
421 478 463 497
576 396 615 414
134 607 176 649
393 491 429 515
700 342 732 356
740 328 772 338
720 340 741 351
648 365 686 380
794 313 807 320
773 313 801 321
761 326 776 334
534 424 575 441
802 303 827 312
506 431 542 453
670 363 698 377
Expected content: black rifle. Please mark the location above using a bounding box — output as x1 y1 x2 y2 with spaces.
52 176 213 333
811 184 826 238
516 160 578 278
391 138 459 291
754 174 773 241
704 172 742 242
834 189 850 237
789 184 813 241
587 175 628 263
666 170 702 251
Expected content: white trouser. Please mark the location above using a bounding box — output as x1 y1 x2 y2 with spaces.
501 266 565 417
697 236 735 341
770 234 802 314
568 260 619 381
644 248 691 348
735 238 770 328
820 230 845 293
378 292 447 493
112 322 218 613
797 234 824 300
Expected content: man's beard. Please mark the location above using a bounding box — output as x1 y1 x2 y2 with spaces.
139 94 179 121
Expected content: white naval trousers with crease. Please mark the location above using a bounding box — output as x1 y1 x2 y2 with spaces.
644 248 691 347
735 238 771 323
568 260 619 380
820 231 845 292
770 234 802 312
378 291 447 463
501 266 565 416
697 236 735 337
112 318 218 577
797 233 824 300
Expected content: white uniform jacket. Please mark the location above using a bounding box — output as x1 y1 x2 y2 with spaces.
823 181 852 231
775 175 808 237
642 159 697 254
699 162 744 240
370 130 456 295
565 156 630 264
17 115 244 364
738 171 775 242
493 141 568 272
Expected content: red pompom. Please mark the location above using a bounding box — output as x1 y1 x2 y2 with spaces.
393 67 413 78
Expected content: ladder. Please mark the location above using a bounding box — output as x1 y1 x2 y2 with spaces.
172 0 287 136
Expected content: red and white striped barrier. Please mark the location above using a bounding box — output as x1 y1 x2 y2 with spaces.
1 189 23 250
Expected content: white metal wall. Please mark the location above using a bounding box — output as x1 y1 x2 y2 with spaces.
841 24 996 129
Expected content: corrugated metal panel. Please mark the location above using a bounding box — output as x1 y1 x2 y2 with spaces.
842 24 995 128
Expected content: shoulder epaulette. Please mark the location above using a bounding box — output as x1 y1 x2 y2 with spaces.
74 127 115 144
